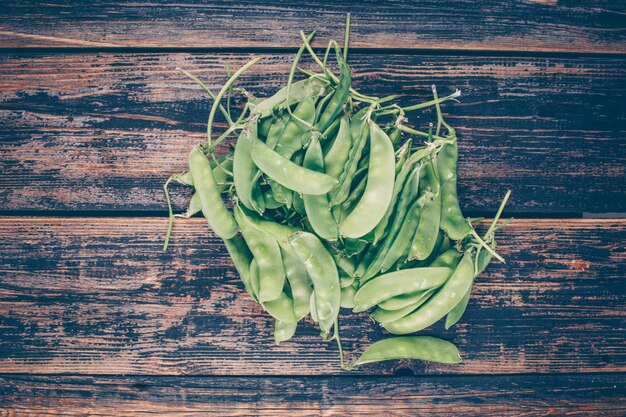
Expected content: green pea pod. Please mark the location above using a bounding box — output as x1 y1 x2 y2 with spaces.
351 336 462 367
323 115 352 179
303 138 339 241
274 319 297 344
263 292 297 323
370 290 435 324
180 193 202 218
224 235 256 302
339 271 355 288
249 258 260 301
353 267 452 312
188 146 238 240
377 287 436 311
289 232 340 335
431 248 462 268
234 204 286 302
438 139 471 240
339 121 395 238
275 93 316 159
340 284 357 309
372 146 432 245
379 192 428 274
445 247 493 329
281 248 313 320
251 138 338 195
316 46 351 132
252 77 328 118
233 128 262 212
330 109 369 206
383 250 475 335
408 193 441 261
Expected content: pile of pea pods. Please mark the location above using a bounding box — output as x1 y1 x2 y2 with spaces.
164 25 511 370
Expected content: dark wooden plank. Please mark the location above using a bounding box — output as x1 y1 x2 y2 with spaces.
1 1 625 53
1 374 624 416
0 218 623 375
1 53 624 213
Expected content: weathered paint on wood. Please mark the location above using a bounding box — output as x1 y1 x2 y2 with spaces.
1 1 625 53
1 53 624 213
1 374 624 416
0 218 623 375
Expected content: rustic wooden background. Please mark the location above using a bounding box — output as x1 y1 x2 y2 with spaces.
1 1 625 415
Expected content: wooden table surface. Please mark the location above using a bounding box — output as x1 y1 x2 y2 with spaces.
1 1 625 415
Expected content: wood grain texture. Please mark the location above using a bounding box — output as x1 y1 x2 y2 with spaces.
1 1 625 53
0 218 623 376
1 374 624 416
1 53 624 213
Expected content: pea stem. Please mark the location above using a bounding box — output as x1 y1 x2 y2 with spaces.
343 13 351 60
177 68 234 126
206 57 261 147
286 32 316 129
432 85 443 137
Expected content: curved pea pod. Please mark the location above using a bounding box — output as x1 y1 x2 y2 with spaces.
353 267 452 313
409 163 442 261
289 232 341 335
303 138 339 240
323 115 352 179
253 77 328 117
281 248 312 319
275 94 317 159
263 292 297 323
234 129 263 212
339 121 395 238
179 193 202 218
309 292 319 323
234 205 286 302
339 271 356 288
431 248 462 268
188 146 238 240
330 109 369 206
316 47 351 132
372 146 432 245
379 192 428 273
383 251 475 335
251 138 338 195
377 287 436 311
370 291 434 324
438 139 471 240
445 247 493 329
351 336 462 368
224 235 256 301
274 319 297 344
340 284 357 309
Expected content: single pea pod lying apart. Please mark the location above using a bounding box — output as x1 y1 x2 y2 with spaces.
351 336 462 367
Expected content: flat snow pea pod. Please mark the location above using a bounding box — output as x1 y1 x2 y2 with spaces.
281 248 312 319
275 93 317 158
233 129 261 212
262 291 297 323
274 319 297 344
303 138 339 240
323 115 352 179
234 204 286 302
379 192 428 273
316 47 351 132
382 251 475 335
408 189 442 261
289 232 340 335
309 292 319 323
224 235 256 301
378 287 436 311
249 258 260 301
370 292 434 324
188 146 238 240
251 138 338 195
372 146 432 245
339 271 355 288
431 248 462 268
351 336 462 367
330 109 369 206
340 284 357 309
180 193 202 218
253 77 328 118
353 267 452 313
438 139 471 240
445 248 493 329
339 121 395 238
